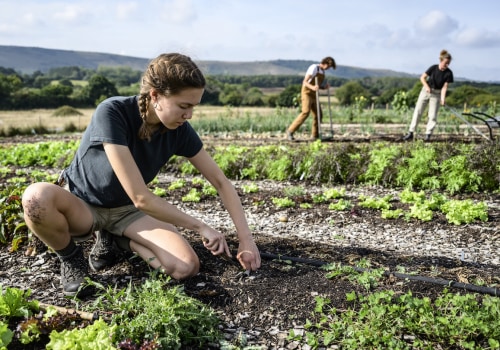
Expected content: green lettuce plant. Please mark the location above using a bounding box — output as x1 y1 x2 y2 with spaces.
46 319 116 350
440 199 488 225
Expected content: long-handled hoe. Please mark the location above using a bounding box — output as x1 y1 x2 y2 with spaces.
315 77 334 141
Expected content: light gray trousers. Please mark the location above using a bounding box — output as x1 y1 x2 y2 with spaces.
409 87 441 135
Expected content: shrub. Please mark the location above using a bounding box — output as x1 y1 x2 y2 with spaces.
51 105 83 117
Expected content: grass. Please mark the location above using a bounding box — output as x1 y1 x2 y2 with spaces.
0 104 493 138
0 108 94 132
0 106 279 133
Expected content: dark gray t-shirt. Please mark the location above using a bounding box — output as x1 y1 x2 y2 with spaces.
63 96 203 207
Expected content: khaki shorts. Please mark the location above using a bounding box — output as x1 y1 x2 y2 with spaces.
61 183 145 242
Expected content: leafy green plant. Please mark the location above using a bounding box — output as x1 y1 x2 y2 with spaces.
391 90 411 115
0 286 38 319
168 179 186 191
406 202 434 221
241 183 259 193
399 191 448 222
399 188 426 203
361 145 400 185
202 184 217 197
182 188 201 202
323 187 346 200
358 194 392 210
0 140 498 192
0 186 27 245
440 199 488 225
396 144 439 189
271 197 295 208
381 208 404 219
283 185 306 197
0 141 78 168
46 318 116 350
0 286 39 349
426 192 448 210
296 289 500 349
240 166 259 180
179 160 198 175
323 262 385 291
239 145 276 180
86 274 220 349
25 169 58 183
328 199 352 211
152 187 167 197
440 154 482 194
311 193 327 204
213 145 248 177
266 155 292 181
191 177 205 186
0 320 13 349
149 176 159 185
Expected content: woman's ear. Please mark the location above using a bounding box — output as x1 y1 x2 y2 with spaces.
149 89 158 103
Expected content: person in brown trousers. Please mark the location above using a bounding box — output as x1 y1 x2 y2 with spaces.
287 56 336 140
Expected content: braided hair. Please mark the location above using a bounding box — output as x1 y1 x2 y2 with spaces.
137 53 205 140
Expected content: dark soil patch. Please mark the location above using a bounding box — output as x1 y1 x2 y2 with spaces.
4 231 498 349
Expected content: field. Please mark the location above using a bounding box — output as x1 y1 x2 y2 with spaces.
0 114 499 348
0 106 277 131
1 104 495 142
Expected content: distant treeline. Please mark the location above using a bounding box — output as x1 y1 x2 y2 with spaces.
1 65 499 111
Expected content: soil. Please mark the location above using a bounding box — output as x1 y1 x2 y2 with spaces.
1 133 499 349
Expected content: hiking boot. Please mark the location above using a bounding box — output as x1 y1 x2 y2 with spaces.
286 131 295 141
402 132 414 141
89 230 119 272
424 134 431 142
60 245 92 297
114 236 132 253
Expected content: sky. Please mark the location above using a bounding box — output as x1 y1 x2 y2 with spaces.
1 0 500 82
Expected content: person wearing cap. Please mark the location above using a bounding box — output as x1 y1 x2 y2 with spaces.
286 56 336 140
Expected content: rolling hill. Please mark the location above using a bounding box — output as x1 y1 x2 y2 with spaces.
0 45 416 79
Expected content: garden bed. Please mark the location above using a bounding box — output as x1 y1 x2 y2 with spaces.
1 133 499 349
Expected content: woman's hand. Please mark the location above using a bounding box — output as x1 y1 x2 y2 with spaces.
200 225 231 257
236 239 261 271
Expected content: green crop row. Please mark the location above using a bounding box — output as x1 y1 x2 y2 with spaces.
172 140 499 193
1 140 497 193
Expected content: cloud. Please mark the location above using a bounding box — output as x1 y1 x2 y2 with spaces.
415 10 458 36
116 2 138 20
53 5 83 22
161 0 197 23
357 24 416 50
455 28 500 48
21 13 38 25
384 29 417 49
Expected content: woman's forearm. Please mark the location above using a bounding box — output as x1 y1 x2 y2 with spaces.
216 181 253 240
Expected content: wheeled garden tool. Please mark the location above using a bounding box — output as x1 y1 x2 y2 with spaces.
445 106 494 141
461 110 500 142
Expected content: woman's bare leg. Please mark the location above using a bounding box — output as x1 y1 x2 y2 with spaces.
22 182 94 249
22 182 95 296
124 215 200 280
